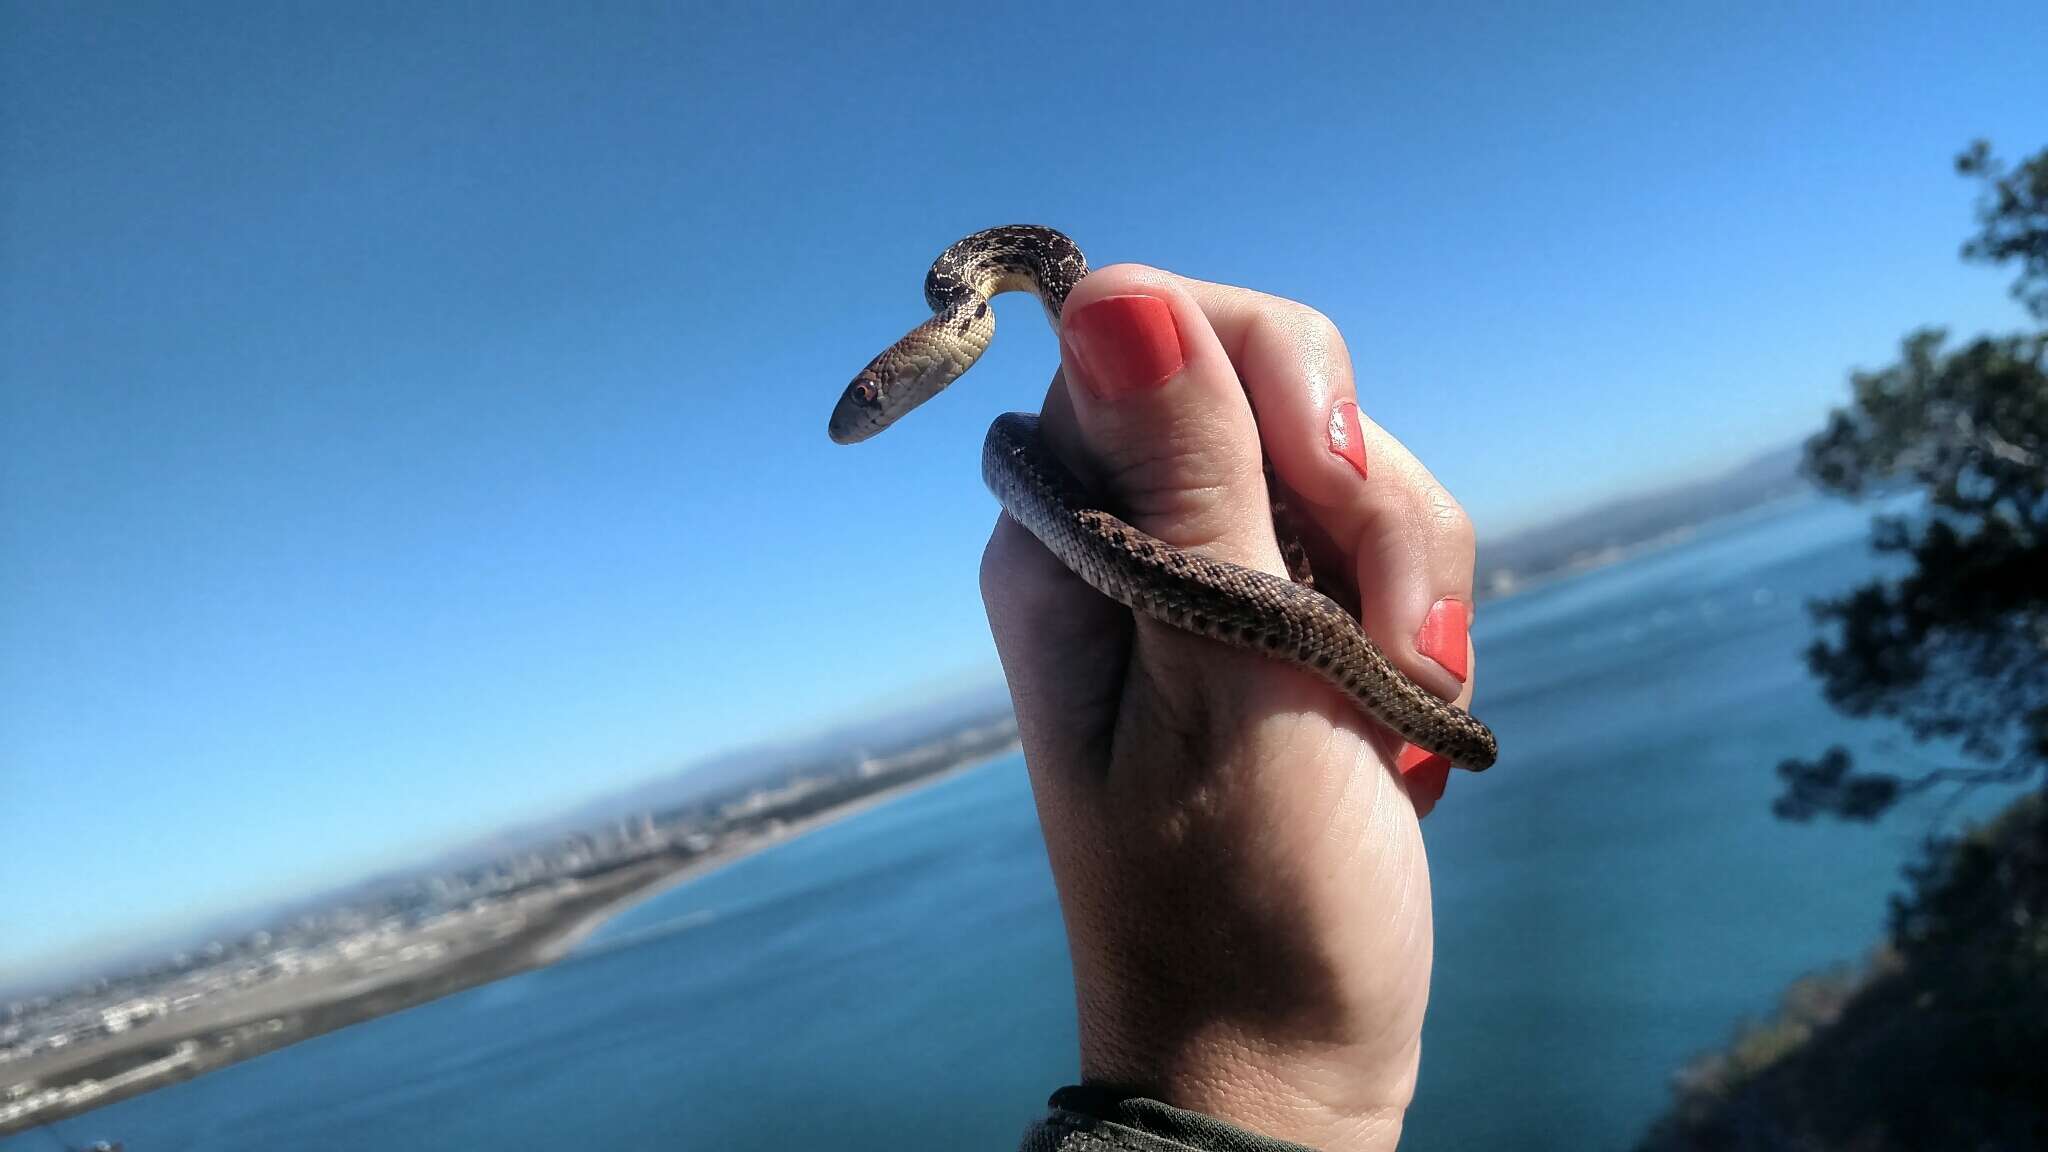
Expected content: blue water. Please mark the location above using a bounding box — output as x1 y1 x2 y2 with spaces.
15 496 2019 1151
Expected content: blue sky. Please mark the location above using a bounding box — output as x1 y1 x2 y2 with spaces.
3 2 2043 982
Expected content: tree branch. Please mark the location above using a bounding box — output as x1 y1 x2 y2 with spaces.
1774 745 2041 823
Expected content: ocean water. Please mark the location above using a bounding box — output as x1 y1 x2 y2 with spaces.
14 495 2018 1152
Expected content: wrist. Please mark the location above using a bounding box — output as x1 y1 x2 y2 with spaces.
1079 1024 1416 1152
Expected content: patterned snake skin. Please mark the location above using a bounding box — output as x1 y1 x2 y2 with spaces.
829 226 1497 771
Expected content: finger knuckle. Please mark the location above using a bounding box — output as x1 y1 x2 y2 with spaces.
1282 301 1344 351
977 536 1006 602
1103 439 1233 526
1423 486 1476 556
979 518 1033 606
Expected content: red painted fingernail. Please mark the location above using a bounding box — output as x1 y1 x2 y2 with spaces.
1062 295 1183 398
1415 597 1470 683
1327 399 1368 481
1398 745 1451 818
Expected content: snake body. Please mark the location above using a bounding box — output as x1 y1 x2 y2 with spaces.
830 226 1498 771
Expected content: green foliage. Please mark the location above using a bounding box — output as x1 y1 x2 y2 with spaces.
1775 144 2048 822
1958 140 2048 321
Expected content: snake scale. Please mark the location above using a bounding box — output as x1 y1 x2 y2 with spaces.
829 225 1497 771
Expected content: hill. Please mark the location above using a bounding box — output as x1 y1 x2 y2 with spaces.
1477 442 1808 597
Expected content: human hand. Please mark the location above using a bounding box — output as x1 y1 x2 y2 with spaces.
981 265 1478 1152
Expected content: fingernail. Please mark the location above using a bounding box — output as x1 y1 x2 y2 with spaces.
1415 597 1470 683
1327 399 1368 481
1062 295 1183 399
1397 745 1451 818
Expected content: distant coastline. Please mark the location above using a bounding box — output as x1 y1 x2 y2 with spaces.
533 748 1005 966
0 739 1020 1137
1477 442 1808 600
1481 489 1821 603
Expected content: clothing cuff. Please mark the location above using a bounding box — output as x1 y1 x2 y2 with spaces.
1019 1085 1320 1152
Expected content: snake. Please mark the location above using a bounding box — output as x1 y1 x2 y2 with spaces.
828 225 1498 771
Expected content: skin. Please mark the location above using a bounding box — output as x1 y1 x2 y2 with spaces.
979 264 1478 1152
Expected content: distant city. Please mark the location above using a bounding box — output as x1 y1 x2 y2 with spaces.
2 707 1020 1135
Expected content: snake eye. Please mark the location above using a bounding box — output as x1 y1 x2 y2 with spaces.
851 380 878 404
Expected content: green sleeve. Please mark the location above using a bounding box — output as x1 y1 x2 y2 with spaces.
1019 1086 1322 1152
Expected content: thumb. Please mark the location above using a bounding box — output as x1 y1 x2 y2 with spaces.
1043 264 1286 578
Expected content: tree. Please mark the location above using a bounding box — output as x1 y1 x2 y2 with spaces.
1773 143 2048 823
1640 143 2048 1152
1958 141 2048 322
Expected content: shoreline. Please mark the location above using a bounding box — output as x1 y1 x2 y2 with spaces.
532 747 1010 964
2 744 1019 1138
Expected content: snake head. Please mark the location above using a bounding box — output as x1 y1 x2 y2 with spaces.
828 366 890 444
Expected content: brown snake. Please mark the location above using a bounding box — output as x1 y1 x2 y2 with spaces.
828 225 1498 771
